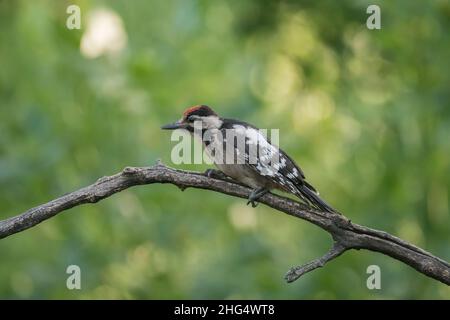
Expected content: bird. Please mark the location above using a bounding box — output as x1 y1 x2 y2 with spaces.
161 105 337 213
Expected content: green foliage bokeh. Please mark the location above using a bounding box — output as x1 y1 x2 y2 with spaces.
0 0 449 299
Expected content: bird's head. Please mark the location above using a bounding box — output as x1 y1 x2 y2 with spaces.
161 105 222 132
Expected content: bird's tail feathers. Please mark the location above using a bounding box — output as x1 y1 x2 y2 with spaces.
297 184 337 214
303 181 317 193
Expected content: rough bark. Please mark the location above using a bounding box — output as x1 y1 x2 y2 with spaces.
1 162 449 285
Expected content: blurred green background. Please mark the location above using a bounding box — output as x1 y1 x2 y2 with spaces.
0 0 449 299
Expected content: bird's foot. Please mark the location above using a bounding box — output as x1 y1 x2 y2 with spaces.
247 187 269 208
247 199 258 208
205 169 228 180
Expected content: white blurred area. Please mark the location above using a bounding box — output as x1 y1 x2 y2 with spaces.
80 8 127 59
228 202 258 231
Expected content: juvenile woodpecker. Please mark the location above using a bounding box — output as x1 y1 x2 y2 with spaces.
162 105 337 213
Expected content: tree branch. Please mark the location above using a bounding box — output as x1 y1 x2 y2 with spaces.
0 162 449 285
285 242 347 283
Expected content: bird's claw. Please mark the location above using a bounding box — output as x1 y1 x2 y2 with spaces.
247 200 258 208
205 169 227 180
246 187 268 208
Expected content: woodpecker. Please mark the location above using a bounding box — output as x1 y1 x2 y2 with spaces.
161 105 337 213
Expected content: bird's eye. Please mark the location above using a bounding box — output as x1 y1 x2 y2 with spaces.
187 115 196 122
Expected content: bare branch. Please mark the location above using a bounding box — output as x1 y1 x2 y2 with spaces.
0 162 449 285
285 242 347 283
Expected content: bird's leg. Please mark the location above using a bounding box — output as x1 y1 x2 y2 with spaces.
205 168 229 180
247 187 269 208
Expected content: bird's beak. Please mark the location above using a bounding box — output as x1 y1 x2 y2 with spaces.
161 120 186 130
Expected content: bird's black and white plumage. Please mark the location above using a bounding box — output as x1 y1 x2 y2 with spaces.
161 105 337 213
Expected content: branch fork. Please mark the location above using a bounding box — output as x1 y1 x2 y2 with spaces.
0 161 449 285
